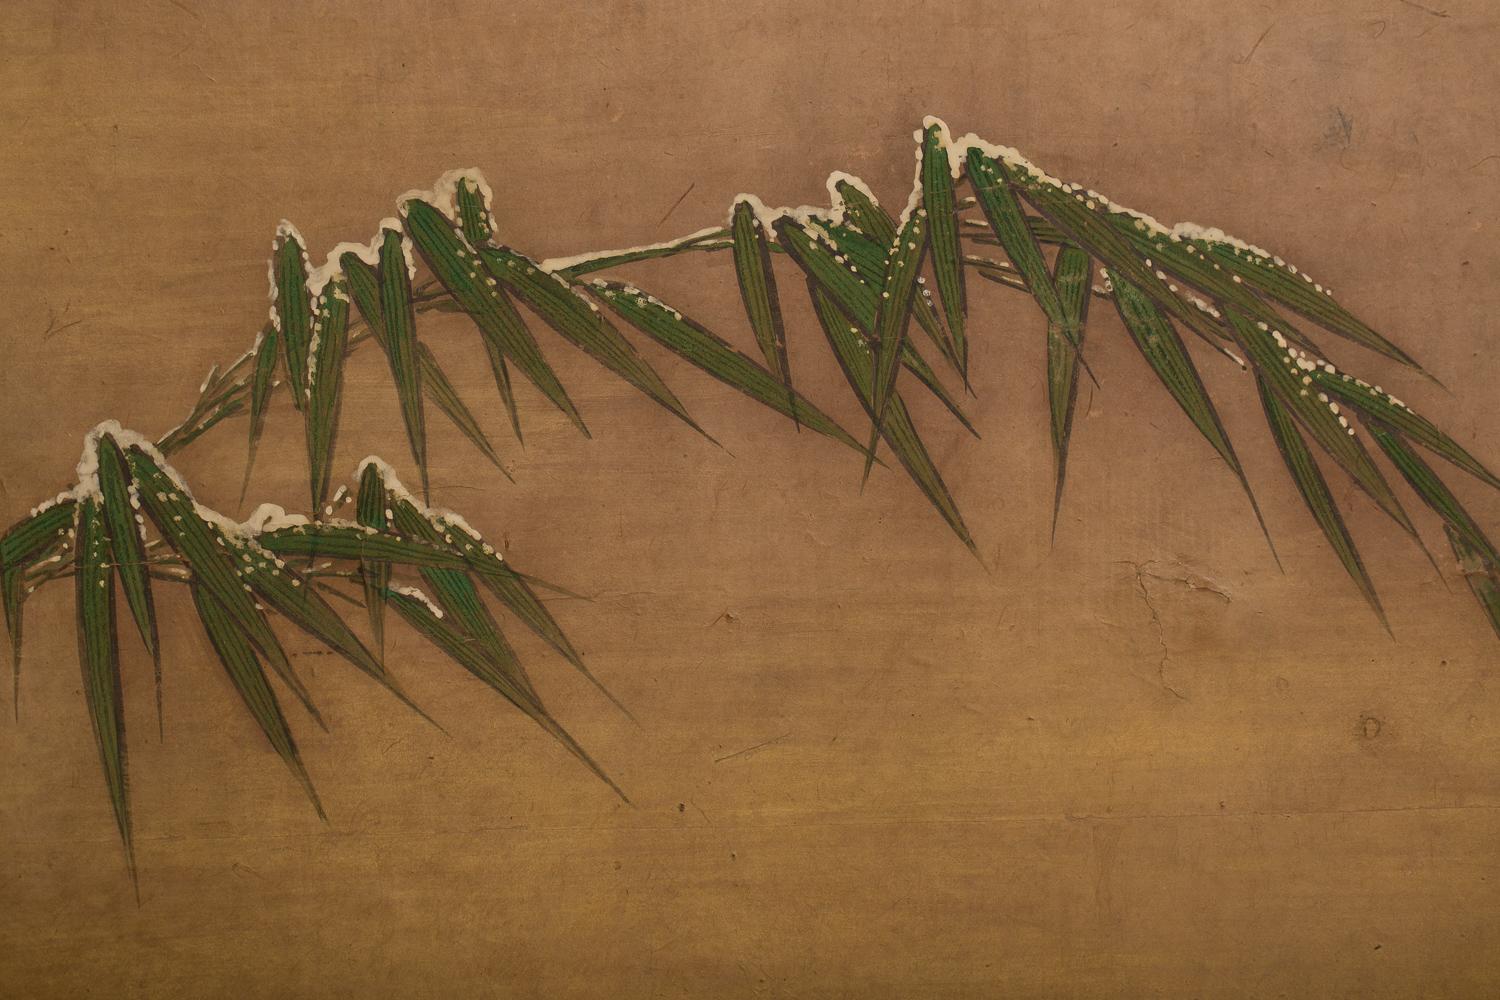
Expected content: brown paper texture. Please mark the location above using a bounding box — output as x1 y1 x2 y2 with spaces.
2 2 1497 996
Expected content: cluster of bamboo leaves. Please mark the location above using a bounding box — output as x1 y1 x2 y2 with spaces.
5 117 1500 884
1 430 624 886
215 122 1494 638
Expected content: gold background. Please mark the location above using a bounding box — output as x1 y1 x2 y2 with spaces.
2 1 1498 996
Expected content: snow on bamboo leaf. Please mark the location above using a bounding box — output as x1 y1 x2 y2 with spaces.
1228 311 1421 545
191 582 325 819
730 198 795 423
865 204 930 481
271 224 314 411
304 280 351 510
1312 371 1499 489
1256 374 1387 628
74 496 134 884
95 432 162 733
124 445 326 726
771 215 975 435
919 120 966 377
585 278 866 454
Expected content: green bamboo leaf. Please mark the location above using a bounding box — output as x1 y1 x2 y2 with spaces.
1367 423 1499 567
730 198 795 424
969 149 1231 352
1107 276 1262 506
190 583 324 818
356 461 392 655
453 174 495 246
272 226 313 411
124 447 325 727
401 200 585 437
1446 525 1500 640
95 434 162 732
1312 372 1500 490
965 146 1066 324
1205 240 1423 370
807 281 976 553
584 278 866 454
381 485 629 717
1255 374 1387 629
303 278 351 509
816 211 956 369
864 204 931 480
1227 310 1419 539
386 587 627 801
74 496 134 882
377 228 429 500
240 324 279 502
479 245 706 438
1047 246 1091 534
1103 216 1323 356
771 216 975 435
257 522 472 570
920 121 967 376
2 498 76 699
344 252 507 471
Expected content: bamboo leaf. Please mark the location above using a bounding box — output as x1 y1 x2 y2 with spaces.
731 198 795 424
807 281 976 553
1367 423 1499 567
771 216 975 434
1107 276 1266 523
401 200 585 437
304 278 351 509
1255 374 1387 628
356 461 392 655
920 121 967 375
453 175 495 246
584 279 866 454
125 447 325 727
272 227 313 410
1047 246 1091 534
1312 372 1500 490
965 146 1066 323
1227 309 1419 539
816 211 957 368
240 325 279 501
863 205 931 480
1446 525 1500 640
190 583 324 818
95 433 162 732
256 522 473 570
2 499 76 698
1205 240 1423 370
345 252 507 471
74 497 134 881
386 587 627 801
377 229 429 500
479 245 706 438
969 149 1231 351
385 491 629 717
